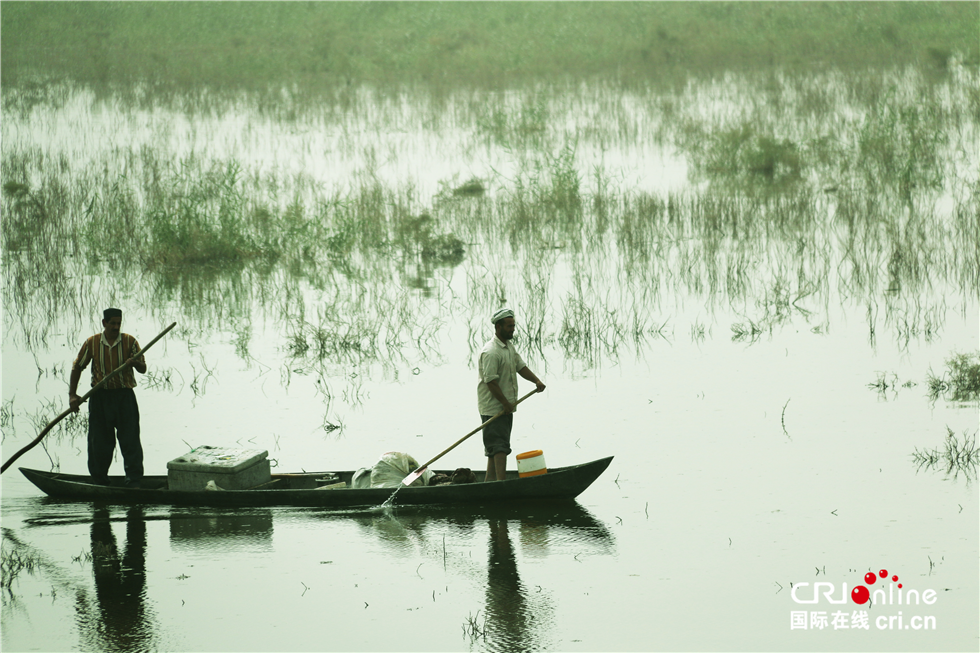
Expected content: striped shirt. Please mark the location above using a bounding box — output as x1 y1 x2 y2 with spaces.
72 332 144 389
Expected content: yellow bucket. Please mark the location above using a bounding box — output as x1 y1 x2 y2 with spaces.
516 450 547 478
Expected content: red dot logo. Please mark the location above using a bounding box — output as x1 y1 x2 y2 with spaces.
854 566 903 603
851 586 870 604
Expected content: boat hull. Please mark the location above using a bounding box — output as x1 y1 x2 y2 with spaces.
19 457 613 507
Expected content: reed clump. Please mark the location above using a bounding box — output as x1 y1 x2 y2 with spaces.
393 213 465 266
461 610 488 641
927 352 980 402
688 124 804 191
857 96 948 201
0 542 42 591
912 427 979 482
0 398 14 439
451 178 486 198
143 161 259 267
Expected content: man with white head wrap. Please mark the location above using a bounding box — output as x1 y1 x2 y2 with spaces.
477 308 546 481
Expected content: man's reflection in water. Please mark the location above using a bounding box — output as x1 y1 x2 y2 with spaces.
484 518 539 650
82 505 155 651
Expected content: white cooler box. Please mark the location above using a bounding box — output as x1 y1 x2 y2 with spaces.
167 446 271 491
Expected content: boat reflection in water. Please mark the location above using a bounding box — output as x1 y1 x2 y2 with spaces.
347 501 614 649
68 504 272 651
168 507 274 551
15 496 609 651
482 504 613 650
79 505 156 652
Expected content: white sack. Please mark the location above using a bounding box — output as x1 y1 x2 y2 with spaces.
369 452 433 488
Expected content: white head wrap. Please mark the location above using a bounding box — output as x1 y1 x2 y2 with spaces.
491 308 515 324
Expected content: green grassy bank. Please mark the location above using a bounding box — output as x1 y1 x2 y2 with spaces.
3 1 977 93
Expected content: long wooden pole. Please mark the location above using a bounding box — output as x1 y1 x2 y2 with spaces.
401 389 539 486
1 322 177 474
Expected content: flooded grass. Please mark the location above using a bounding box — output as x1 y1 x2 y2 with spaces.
24 400 87 444
3 67 977 373
0 532 42 592
0 547 41 591
927 351 980 403
0 398 14 440
912 427 980 482
462 609 489 641
141 367 178 393
1 12 977 444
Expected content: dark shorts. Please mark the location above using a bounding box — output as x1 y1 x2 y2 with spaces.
482 413 513 457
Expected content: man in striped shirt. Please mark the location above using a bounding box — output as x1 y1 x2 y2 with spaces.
68 308 147 487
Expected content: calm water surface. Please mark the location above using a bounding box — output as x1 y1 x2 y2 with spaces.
2 70 978 652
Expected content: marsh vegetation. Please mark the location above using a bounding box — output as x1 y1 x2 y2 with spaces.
913 426 980 483
3 64 976 371
0 533 42 592
927 351 980 402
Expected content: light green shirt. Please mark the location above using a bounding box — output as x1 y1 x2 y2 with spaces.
477 336 526 415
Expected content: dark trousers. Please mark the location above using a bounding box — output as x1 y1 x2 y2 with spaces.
87 388 142 484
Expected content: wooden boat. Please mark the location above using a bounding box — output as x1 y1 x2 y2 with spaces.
18 456 613 508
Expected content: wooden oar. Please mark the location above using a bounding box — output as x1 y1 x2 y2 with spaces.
401 389 539 486
1 321 177 474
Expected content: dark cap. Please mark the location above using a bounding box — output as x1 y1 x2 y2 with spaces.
103 308 122 320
